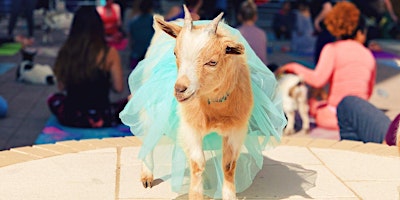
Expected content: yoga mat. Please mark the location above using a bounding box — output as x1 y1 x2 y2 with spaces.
0 62 16 75
377 59 400 69
0 43 22 56
35 115 133 144
372 50 400 59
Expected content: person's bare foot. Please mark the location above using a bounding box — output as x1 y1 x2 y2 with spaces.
14 35 34 47
368 41 382 52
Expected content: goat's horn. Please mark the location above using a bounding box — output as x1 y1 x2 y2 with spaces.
183 4 192 30
206 12 224 35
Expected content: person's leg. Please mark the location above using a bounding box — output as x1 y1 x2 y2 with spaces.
337 96 390 143
8 0 22 36
315 105 339 130
47 93 66 116
308 97 327 117
24 0 37 37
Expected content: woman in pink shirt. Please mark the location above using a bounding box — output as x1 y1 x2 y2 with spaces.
278 2 376 130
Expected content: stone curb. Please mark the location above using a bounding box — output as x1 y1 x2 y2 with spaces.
0 136 398 168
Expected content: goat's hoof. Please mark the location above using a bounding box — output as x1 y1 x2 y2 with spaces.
141 176 154 188
189 192 204 200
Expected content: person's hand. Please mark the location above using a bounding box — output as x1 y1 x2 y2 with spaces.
275 65 292 76
191 13 200 21
314 20 321 33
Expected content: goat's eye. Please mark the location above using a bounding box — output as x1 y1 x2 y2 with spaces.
205 60 218 66
173 52 177 57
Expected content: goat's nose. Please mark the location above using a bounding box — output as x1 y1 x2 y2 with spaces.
174 83 187 93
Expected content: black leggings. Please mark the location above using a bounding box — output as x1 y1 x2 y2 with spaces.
47 93 128 128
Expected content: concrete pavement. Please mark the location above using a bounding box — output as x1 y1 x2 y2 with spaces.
0 137 399 199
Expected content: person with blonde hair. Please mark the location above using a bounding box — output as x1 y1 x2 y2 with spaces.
277 1 376 130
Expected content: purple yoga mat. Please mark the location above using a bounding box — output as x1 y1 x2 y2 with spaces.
372 51 400 59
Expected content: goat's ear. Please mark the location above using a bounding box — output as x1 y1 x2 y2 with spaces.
225 42 244 55
154 15 181 38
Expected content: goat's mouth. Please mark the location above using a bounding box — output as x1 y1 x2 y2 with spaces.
175 92 195 103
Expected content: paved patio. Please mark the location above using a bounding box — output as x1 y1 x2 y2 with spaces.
0 137 399 199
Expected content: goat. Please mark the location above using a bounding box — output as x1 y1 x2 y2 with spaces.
278 73 309 135
141 6 253 199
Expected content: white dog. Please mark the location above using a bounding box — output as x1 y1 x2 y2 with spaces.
278 73 310 135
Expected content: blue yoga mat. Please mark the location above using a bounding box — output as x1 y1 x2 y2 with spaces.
35 115 133 144
0 62 16 75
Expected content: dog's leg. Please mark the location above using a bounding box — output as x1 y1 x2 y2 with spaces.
141 151 154 188
284 110 296 135
221 128 246 200
180 122 205 200
297 86 310 134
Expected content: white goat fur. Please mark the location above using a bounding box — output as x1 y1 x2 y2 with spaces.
141 7 253 200
278 74 310 135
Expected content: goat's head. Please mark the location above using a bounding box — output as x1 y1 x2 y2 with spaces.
155 6 245 103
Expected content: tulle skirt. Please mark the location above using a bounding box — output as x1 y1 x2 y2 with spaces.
119 20 287 198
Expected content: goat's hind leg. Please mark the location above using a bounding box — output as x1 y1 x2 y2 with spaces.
297 86 310 134
222 130 246 200
284 110 296 135
141 151 154 188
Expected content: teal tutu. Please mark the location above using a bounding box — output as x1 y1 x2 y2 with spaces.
120 20 287 198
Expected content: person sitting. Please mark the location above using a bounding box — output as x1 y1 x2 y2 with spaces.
47 6 128 128
337 96 399 146
128 0 155 69
272 1 295 40
291 0 316 55
97 0 124 44
277 2 376 130
237 0 268 65
164 0 203 21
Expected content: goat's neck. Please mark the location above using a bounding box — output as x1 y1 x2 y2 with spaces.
207 92 230 104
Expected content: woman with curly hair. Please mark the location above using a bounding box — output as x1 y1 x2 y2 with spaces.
278 1 376 130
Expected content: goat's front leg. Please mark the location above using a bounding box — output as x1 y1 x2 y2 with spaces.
180 124 205 200
141 151 154 188
222 129 246 200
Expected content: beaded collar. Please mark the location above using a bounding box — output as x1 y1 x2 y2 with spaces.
207 93 230 105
